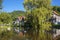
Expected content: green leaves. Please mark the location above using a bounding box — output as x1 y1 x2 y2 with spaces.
0 12 12 24
24 0 52 40
10 11 26 20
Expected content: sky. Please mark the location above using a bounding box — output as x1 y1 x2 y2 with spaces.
51 0 60 6
2 0 60 12
3 0 24 12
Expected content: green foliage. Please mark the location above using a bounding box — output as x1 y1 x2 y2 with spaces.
10 10 26 20
0 31 15 40
0 12 12 24
53 6 60 12
0 11 26 24
53 24 60 29
24 0 52 40
53 6 60 15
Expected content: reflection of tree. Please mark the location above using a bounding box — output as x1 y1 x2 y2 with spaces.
54 35 60 40
24 14 40 40
13 17 25 33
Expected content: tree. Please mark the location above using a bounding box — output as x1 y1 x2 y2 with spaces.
53 6 60 15
53 6 60 12
0 12 12 24
10 10 26 20
24 0 52 40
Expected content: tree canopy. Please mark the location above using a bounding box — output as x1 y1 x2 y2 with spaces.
0 12 12 24
53 6 60 15
10 10 26 20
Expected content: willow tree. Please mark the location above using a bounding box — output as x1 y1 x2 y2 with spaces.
24 0 52 40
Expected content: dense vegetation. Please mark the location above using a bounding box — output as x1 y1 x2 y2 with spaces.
0 10 26 39
0 0 60 40
10 10 26 20
53 6 60 14
0 11 26 24
24 0 52 40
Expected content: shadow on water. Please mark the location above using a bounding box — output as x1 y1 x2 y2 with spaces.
0 30 53 40
53 35 60 40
